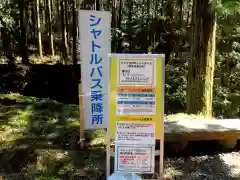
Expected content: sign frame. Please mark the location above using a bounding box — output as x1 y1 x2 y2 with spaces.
107 53 165 179
108 54 164 139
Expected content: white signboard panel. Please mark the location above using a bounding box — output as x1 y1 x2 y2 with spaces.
116 122 155 145
117 58 156 86
115 145 155 174
115 58 157 116
79 10 111 129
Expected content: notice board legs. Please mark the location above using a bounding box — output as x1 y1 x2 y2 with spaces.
159 139 164 180
106 134 111 178
79 84 85 148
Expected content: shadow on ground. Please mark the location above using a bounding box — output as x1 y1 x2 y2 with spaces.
0 93 240 179
163 150 240 180
0 93 105 179
161 120 240 180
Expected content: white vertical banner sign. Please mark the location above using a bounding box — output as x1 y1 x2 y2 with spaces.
79 10 111 129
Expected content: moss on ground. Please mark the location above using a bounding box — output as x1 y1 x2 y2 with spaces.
0 93 218 179
0 93 105 179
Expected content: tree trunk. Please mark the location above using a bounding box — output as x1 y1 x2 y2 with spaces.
20 0 29 64
152 0 159 49
146 0 150 53
140 0 145 52
72 0 77 64
116 0 122 52
83 0 87 9
1 28 14 64
31 6 36 39
50 0 53 12
186 0 192 26
47 0 55 56
111 0 117 52
127 0 133 52
165 0 175 64
106 0 110 10
36 0 43 58
178 0 183 28
64 0 69 45
61 0 68 63
187 0 217 118
96 0 100 10
44 0 48 30
161 0 164 16
56 0 60 18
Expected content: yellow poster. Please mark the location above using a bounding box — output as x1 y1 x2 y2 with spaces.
109 54 165 139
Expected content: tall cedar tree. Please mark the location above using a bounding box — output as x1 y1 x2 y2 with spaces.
187 0 217 118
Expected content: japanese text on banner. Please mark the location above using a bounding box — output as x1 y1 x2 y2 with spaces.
79 10 110 129
89 14 104 125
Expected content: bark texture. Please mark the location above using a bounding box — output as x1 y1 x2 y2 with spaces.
187 0 217 118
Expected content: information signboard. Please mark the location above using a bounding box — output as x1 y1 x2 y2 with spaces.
108 54 165 179
109 54 165 139
115 145 155 174
116 122 155 145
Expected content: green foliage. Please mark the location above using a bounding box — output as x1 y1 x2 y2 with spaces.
0 0 239 118
0 93 104 149
165 53 240 118
0 0 19 34
0 0 15 28
165 59 187 114
0 93 107 179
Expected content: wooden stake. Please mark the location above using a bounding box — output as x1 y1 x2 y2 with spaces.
106 133 111 178
79 84 85 148
159 139 164 180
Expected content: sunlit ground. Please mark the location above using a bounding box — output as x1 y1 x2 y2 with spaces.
0 93 240 179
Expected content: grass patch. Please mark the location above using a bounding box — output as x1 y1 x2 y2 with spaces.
0 93 105 179
0 93 105 148
0 93 219 179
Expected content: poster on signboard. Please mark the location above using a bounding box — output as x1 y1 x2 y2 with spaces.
115 122 155 145
116 58 156 116
116 86 156 116
114 145 155 174
79 10 111 129
109 54 165 138
118 59 155 85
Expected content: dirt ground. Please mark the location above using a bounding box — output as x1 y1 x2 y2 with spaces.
164 151 240 180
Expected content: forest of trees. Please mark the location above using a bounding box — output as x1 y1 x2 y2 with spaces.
0 0 240 118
